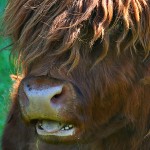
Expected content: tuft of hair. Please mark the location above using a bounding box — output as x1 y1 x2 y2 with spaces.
4 0 150 71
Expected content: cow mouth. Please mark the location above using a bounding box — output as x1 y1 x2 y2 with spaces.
36 120 76 137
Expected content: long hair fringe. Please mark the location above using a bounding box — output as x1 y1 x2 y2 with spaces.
4 0 150 71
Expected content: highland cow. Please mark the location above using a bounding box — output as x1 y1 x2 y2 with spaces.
2 0 150 150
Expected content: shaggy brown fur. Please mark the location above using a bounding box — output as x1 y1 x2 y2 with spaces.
2 0 150 150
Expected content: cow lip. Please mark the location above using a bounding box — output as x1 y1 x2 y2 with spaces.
36 120 76 137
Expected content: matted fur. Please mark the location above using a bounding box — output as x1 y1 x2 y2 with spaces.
2 0 150 150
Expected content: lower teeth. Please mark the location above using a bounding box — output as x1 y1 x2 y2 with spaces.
37 121 74 132
61 125 73 131
36 121 75 136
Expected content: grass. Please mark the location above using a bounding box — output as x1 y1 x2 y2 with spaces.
0 38 13 137
0 0 14 147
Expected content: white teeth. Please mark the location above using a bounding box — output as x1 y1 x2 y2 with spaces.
65 126 69 130
61 124 74 131
69 125 73 128
36 121 76 137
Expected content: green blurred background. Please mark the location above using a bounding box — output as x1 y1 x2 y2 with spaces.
0 0 14 146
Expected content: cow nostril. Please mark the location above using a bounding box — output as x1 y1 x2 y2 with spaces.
54 93 62 99
51 93 62 103
51 90 64 104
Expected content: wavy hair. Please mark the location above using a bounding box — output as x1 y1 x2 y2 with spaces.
4 0 150 71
